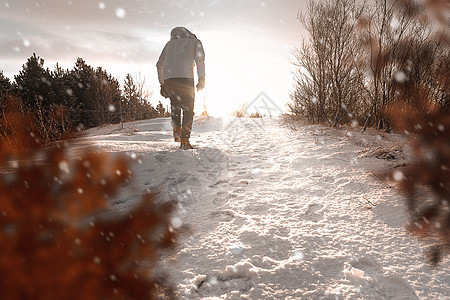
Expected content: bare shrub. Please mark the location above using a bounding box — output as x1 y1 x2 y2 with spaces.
249 112 263 118
290 0 365 125
232 103 247 118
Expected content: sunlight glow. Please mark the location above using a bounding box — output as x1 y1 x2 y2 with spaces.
189 29 293 117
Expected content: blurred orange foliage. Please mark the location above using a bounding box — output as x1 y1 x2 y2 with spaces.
387 96 450 265
0 106 176 298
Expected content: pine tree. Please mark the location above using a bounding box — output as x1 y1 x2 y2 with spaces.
14 53 53 109
122 74 139 122
49 63 73 107
0 71 11 96
156 101 165 117
91 67 122 126
0 71 12 119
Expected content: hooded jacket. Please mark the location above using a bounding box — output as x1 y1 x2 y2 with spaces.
156 27 206 85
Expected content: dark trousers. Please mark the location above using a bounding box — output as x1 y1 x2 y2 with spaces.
164 78 195 139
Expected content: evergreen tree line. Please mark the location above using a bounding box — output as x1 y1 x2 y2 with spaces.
290 0 449 131
0 54 169 145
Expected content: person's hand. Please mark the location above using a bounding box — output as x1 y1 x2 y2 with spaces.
160 84 169 98
196 77 205 91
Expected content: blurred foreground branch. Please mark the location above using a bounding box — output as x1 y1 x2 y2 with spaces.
0 106 176 298
383 0 450 266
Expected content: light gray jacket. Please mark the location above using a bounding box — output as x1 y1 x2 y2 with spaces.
156 27 206 85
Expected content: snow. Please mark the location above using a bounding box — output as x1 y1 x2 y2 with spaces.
115 7 126 19
73 115 449 299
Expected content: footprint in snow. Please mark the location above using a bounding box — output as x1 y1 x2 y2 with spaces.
213 196 227 206
304 202 324 222
238 170 250 175
344 257 418 299
209 179 230 188
194 272 253 298
322 176 335 184
305 202 323 215
165 172 192 184
209 210 236 222
154 151 170 163
229 179 250 187
238 231 293 261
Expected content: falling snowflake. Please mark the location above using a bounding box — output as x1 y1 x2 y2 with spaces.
59 161 69 173
209 277 218 285
390 17 400 29
394 71 407 83
115 7 126 18
98 2 105 10
171 217 183 229
393 170 404 181
230 246 243 255
292 250 304 261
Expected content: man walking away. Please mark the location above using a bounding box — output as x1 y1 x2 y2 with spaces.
157 26 206 150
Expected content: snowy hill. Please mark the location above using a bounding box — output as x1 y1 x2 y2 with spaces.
74 116 449 299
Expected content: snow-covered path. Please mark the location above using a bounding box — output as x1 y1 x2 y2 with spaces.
76 116 449 299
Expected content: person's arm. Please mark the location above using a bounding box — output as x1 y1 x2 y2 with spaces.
156 44 168 85
195 40 206 91
156 44 170 98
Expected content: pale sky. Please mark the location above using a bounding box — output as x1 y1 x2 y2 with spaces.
0 0 307 116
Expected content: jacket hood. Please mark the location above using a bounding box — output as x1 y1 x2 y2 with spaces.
170 27 195 40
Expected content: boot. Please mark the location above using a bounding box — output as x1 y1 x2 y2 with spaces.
180 138 194 150
173 126 181 142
